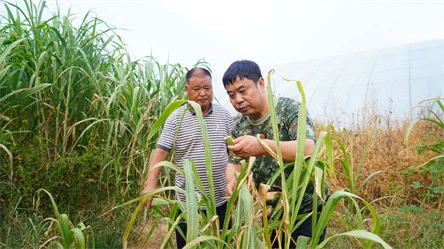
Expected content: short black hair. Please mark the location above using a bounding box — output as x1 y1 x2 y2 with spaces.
222 60 262 87
186 67 212 84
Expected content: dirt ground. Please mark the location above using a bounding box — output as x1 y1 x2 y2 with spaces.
132 218 173 249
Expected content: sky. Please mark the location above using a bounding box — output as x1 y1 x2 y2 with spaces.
39 1 444 70
11 0 444 107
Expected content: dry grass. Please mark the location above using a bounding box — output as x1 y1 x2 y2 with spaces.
313 109 443 248
132 114 443 249
319 117 442 205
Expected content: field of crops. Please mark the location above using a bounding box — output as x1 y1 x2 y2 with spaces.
1 1 442 248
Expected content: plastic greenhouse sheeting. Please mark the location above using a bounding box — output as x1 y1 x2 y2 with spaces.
269 39 443 125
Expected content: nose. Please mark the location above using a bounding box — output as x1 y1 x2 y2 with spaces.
199 88 207 96
234 93 244 104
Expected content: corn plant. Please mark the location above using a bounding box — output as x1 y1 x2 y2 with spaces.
0 0 119 153
0 0 208 204
121 70 393 249
34 188 94 249
0 36 23 181
258 71 390 249
402 97 443 204
325 121 388 212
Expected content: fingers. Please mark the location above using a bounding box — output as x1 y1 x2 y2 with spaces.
227 135 261 158
226 180 237 197
144 197 153 210
227 136 245 149
140 188 155 210
227 141 242 154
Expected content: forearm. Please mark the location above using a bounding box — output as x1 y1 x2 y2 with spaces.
143 148 169 188
143 167 162 188
140 147 169 209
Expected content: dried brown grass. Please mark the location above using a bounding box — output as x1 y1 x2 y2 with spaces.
317 113 443 207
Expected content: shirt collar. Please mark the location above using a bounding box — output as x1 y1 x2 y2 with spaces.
188 102 213 116
247 110 270 125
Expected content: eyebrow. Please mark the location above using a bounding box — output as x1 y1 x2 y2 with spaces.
193 85 212 88
235 84 246 91
227 84 246 93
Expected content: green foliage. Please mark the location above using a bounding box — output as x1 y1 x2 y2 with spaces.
0 0 441 248
129 71 390 249
398 205 422 214
1 138 106 218
402 97 443 203
379 209 444 249
35 189 94 249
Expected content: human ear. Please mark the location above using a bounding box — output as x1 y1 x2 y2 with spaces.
257 77 266 91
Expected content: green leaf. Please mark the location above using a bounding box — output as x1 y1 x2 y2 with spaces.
71 227 86 249
295 236 310 249
398 205 422 214
318 230 393 249
147 100 188 141
410 181 423 189
183 159 199 244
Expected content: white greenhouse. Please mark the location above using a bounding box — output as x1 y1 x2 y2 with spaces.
269 39 443 125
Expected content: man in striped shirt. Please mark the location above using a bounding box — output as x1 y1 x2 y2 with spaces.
140 67 234 248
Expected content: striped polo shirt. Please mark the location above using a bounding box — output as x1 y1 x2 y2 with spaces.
157 102 234 207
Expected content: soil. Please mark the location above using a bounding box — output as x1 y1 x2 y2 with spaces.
132 218 173 249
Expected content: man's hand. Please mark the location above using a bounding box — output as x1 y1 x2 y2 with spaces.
226 178 237 197
140 185 156 210
227 135 265 159
228 136 316 163
140 148 168 210
225 163 242 197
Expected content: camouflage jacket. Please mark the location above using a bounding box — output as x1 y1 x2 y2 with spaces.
229 97 329 213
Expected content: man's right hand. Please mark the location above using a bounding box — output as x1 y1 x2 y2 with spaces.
140 185 156 210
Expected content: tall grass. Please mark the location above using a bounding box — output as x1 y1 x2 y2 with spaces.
321 97 443 249
131 70 391 249
34 188 94 249
0 0 206 247
1 0 442 248
0 0 206 197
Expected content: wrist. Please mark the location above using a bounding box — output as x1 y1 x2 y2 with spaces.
143 180 156 189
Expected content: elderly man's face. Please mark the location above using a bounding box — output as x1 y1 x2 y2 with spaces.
185 75 213 110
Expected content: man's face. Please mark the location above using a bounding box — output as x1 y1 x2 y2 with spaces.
225 76 268 120
185 75 213 110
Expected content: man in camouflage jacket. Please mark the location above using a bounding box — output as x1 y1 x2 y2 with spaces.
222 59 329 247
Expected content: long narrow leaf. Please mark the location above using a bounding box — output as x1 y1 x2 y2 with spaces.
147 100 187 140
317 230 392 249
183 159 199 247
